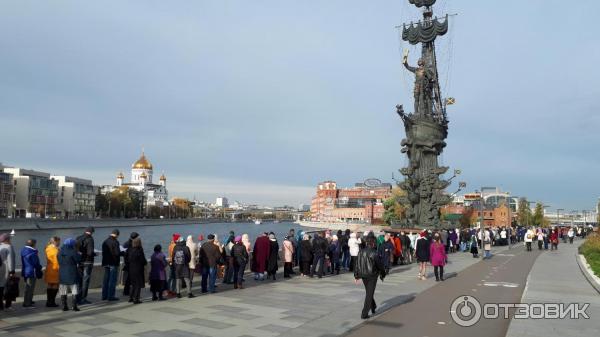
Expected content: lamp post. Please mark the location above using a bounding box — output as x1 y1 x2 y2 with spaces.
556 208 564 227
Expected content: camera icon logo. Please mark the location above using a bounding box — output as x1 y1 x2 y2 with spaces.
450 295 482 327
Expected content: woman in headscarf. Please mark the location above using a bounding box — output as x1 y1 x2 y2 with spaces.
266 233 279 280
300 234 312 276
172 236 193 298
430 233 447 281
127 237 147 304
44 236 60 307
283 236 294 278
232 236 249 289
252 233 270 281
58 238 81 311
149 244 167 301
186 235 197 283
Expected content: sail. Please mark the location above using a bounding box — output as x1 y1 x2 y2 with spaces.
402 15 448 45
408 0 437 8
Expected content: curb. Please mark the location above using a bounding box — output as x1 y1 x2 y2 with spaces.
576 253 600 295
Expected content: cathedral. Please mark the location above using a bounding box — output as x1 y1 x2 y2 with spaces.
112 151 169 207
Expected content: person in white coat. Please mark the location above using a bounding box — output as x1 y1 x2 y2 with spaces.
524 228 534 251
348 232 361 272
186 235 197 282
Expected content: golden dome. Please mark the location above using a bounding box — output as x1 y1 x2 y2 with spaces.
159 173 166 181
132 152 153 170
117 172 124 179
140 171 148 179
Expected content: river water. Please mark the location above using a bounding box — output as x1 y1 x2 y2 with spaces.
5 221 315 268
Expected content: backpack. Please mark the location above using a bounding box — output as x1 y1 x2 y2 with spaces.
173 249 185 265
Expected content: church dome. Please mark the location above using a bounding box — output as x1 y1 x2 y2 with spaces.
117 172 124 179
132 152 153 170
160 173 166 181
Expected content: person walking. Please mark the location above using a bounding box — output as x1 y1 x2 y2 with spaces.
470 234 479 258
58 238 81 311
392 233 402 266
430 233 447 281
310 232 327 278
21 239 43 308
524 228 534 251
483 231 492 259
252 233 270 281
354 234 386 319
149 244 167 301
200 234 221 293
76 226 95 305
415 232 430 280
232 236 249 289
568 227 575 244
101 229 122 301
267 233 279 280
127 237 147 304
172 236 193 298
283 236 294 278
340 229 350 271
550 228 559 251
44 236 60 307
536 230 544 250
0 233 16 310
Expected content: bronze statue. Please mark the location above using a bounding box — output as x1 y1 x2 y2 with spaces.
403 49 435 115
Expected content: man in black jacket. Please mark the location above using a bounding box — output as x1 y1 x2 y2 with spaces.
101 229 122 301
310 232 328 278
76 226 95 305
354 234 386 319
199 234 221 293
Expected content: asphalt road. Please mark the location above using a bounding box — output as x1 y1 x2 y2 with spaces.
345 245 542 337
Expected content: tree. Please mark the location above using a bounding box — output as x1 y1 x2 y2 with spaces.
383 187 406 226
517 198 533 227
533 202 544 227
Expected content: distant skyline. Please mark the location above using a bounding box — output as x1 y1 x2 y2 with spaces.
1 1 599 210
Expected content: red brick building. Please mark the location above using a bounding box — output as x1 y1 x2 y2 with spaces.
310 180 392 224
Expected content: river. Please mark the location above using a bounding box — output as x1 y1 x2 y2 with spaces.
5 221 315 268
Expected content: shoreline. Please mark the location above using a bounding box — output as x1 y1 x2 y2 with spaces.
295 220 387 233
0 218 249 231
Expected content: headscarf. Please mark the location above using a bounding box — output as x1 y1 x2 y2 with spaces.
234 235 242 243
269 234 276 242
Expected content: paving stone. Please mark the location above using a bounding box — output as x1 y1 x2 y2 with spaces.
256 324 291 333
180 318 231 329
149 306 196 315
78 327 117 337
206 304 247 312
215 311 262 320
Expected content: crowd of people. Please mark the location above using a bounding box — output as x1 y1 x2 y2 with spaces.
0 224 594 316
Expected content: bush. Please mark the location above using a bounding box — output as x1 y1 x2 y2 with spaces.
581 233 600 277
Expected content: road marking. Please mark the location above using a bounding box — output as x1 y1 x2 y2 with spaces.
483 282 519 288
496 254 515 256
437 321 446 325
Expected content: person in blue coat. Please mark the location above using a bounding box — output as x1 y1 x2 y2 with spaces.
58 238 81 311
21 239 43 307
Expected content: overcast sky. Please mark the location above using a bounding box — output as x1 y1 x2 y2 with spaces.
1 0 599 210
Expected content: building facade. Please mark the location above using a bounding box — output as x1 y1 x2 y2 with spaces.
2 167 59 218
310 180 392 224
51 176 96 219
215 197 229 208
0 171 16 218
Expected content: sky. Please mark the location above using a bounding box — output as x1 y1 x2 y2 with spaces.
1 0 599 210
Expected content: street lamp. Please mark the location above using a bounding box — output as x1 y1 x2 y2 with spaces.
556 208 564 227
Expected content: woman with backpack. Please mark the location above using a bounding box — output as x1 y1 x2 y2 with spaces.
172 236 193 298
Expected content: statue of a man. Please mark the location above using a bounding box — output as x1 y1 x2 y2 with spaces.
403 49 435 115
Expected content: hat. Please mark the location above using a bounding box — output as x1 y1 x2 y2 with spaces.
85 226 95 234
0 233 8 242
207 234 215 240
177 236 185 243
172 233 181 242
64 238 76 248
269 234 276 241
111 229 120 236
130 232 139 239
234 235 242 243
197 234 204 241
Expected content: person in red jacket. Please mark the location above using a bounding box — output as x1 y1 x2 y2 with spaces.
392 234 402 266
550 228 559 251
429 233 447 282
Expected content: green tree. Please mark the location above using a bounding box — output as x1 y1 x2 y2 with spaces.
533 202 544 227
517 198 533 226
382 187 406 226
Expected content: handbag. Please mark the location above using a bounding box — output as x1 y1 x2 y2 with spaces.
6 275 20 300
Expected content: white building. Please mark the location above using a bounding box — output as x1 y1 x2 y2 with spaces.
216 197 229 208
51 176 96 219
105 151 169 210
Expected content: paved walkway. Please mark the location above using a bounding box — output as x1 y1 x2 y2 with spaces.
0 248 484 337
506 240 600 337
